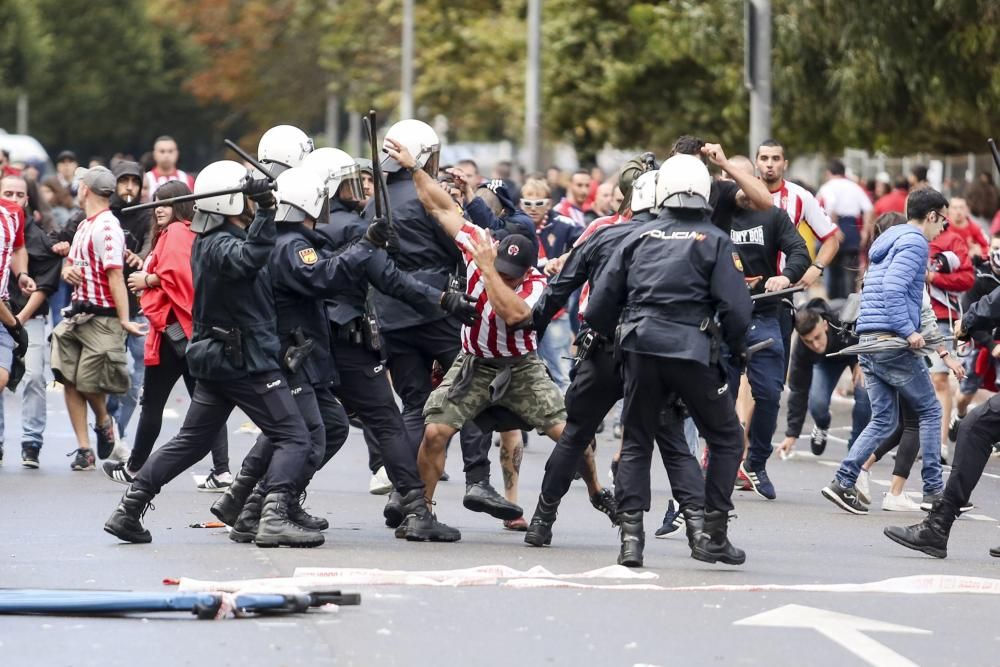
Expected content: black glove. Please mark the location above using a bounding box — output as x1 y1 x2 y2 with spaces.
730 348 749 375
5 320 28 359
440 291 480 326
244 178 276 209
365 219 391 248
385 222 400 256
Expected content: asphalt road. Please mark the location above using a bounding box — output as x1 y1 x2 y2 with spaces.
1 385 999 667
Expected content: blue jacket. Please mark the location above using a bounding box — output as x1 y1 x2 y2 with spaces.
857 224 928 338
537 210 582 269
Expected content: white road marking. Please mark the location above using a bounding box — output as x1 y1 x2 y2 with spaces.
735 604 929 667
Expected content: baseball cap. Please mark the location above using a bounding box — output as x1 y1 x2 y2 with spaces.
56 150 77 163
75 165 116 197
493 234 537 278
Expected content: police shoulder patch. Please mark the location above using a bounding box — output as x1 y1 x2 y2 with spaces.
298 247 318 265
732 252 744 272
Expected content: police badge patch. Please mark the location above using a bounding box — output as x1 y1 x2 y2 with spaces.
732 252 744 272
298 248 318 265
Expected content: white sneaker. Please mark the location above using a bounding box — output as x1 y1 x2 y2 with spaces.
882 491 922 512
198 470 233 492
109 439 131 463
856 470 871 505
368 466 392 495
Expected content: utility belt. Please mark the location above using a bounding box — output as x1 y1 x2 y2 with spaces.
574 328 609 364
63 301 116 318
207 326 244 369
332 315 381 352
625 303 712 327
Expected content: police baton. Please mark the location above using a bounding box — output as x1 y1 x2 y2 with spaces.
750 285 806 301
746 337 775 360
363 109 394 229
223 139 279 182
121 186 249 213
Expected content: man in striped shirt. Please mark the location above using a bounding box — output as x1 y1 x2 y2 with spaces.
141 136 195 203
51 167 148 471
386 139 570 541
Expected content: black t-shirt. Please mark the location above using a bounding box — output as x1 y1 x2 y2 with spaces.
709 179 739 232
729 205 810 314
9 217 62 317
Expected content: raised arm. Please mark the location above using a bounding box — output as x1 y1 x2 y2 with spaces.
384 138 466 238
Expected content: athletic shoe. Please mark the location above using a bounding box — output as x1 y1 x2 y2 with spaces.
198 470 234 492
439 470 450 482
920 492 943 511
595 420 605 435
947 413 962 443
21 447 39 469
881 491 922 512
959 501 975 514
734 467 753 492
856 470 872 505
809 426 828 456
740 461 776 500
109 440 131 463
821 479 869 514
612 422 623 439
368 466 392 495
93 418 118 460
503 517 528 531
654 500 684 538
68 447 96 471
103 460 135 485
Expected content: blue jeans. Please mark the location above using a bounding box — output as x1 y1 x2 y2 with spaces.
49 282 72 326
744 314 785 470
538 315 572 392
0 317 48 449
107 316 147 438
835 345 943 494
809 358 871 447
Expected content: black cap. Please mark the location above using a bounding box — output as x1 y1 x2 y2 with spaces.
56 150 77 163
493 234 537 278
112 160 143 182
479 179 516 213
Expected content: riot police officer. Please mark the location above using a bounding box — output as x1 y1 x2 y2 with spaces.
212 167 388 542
257 124 314 177
104 160 382 548
366 119 515 520
302 148 478 533
587 154 753 568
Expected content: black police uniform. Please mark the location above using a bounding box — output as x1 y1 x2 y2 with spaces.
363 171 491 484
130 207 313 498
531 214 704 514
319 196 448 496
587 208 752 518
236 220 381 491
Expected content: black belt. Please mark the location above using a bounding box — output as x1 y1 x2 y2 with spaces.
67 301 116 318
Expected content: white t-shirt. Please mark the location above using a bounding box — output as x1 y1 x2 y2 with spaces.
817 177 873 219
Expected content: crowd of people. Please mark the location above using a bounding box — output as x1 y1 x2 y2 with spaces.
1 121 999 565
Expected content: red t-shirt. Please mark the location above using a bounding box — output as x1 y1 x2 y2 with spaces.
873 188 907 217
948 220 989 257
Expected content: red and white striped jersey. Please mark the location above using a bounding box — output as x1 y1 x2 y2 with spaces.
67 209 125 309
144 168 195 202
576 213 625 317
0 201 24 299
553 197 586 226
770 179 837 262
453 223 546 358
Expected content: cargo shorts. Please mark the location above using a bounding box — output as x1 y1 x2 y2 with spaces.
424 352 566 431
50 314 130 394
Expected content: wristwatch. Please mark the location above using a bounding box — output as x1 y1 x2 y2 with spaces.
811 261 826 274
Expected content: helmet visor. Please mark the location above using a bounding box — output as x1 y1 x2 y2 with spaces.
338 163 364 201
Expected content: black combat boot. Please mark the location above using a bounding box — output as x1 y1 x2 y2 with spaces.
682 507 705 549
691 509 745 565
384 490 405 528
463 479 523 520
254 492 325 548
229 491 263 543
524 494 560 547
210 471 257 526
399 488 461 542
616 511 645 568
104 486 155 544
883 501 958 559
287 492 328 531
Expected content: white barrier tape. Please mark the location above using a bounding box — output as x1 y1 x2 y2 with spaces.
291 564 658 587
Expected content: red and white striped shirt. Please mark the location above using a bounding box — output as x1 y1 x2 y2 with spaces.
553 197 586 226
67 209 125 309
143 168 195 202
575 213 625 317
454 223 546 358
770 179 837 264
0 201 24 299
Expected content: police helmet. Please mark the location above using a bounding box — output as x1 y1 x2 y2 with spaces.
275 167 327 223
381 119 440 175
629 170 658 214
301 147 364 201
258 124 314 171
191 160 249 233
655 154 711 211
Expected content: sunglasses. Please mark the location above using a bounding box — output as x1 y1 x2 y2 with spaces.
520 198 550 209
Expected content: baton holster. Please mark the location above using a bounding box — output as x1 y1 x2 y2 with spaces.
699 316 723 366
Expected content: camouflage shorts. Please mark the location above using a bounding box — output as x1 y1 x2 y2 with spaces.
424 353 566 431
